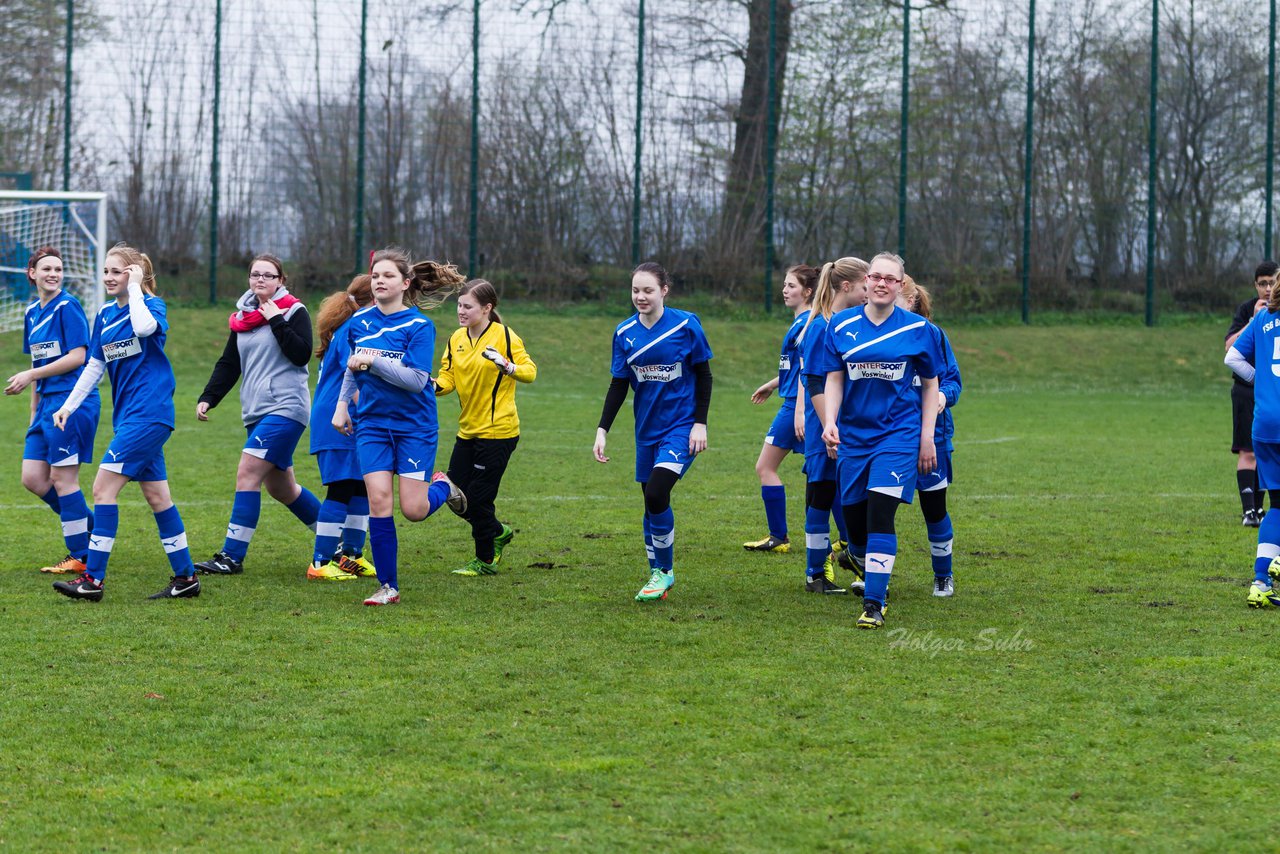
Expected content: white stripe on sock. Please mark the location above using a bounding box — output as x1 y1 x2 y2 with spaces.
651 530 675 549
88 535 116 553
344 515 369 532
806 532 830 550
61 517 90 536
1257 542 1280 561
865 552 895 576
226 524 256 543
930 538 954 557
316 521 343 538
161 532 188 553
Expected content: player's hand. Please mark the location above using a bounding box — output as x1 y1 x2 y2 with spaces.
482 346 515 375
126 264 144 286
936 391 947 414
794 410 805 441
822 423 840 450
4 370 34 395
196 401 211 421
689 423 708 455
347 352 374 372
750 383 772 404
1256 298 1268 316
332 402 354 436
918 439 937 475
593 428 609 463
52 408 69 431
258 298 282 320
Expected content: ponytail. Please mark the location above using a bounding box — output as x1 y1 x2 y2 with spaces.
315 274 373 357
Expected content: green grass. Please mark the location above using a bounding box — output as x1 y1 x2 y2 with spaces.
0 308 1269 850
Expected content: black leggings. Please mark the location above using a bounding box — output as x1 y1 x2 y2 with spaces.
806 479 837 512
843 492 903 547
918 487 947 525
639 467 681 515
447 436 519 562
324 479 367 503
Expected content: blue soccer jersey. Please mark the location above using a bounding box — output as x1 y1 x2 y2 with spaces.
817 304 944 454
90 295 175 429
777 310 809 400
346 305 438 431
311 317 356 454
23 291 98 400
923 324 962 454
1233 310 1280 442
611 307 713 445
797 311 829 448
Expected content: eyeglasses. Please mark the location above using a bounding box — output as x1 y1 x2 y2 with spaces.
249 272 280 281
866 273 902 285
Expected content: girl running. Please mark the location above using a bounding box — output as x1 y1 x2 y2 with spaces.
5 247 99 576
50 243 200 601
331 248 468 606
434 279 538 576
818 252 944 629
742 266 815 554
194 254 322 577
594 261 713 601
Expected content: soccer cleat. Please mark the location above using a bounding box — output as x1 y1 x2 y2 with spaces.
832 540 859 573
53 572 103 602
307 560 358 582
806 575 848 594
452 558 499 577
40 554 87 574
1244 509 1263 527
336 552 377 578
492 524 515 564
147 575 201 599
850 580 866 596
856 600 887 629
635 569 675 601
743 534 791 553
195 550 244 575
1247 581 1280 609
432 472 468 516
933 575 955 597
364 584 400 606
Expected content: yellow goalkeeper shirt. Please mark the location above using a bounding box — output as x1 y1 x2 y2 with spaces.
435 321 537 440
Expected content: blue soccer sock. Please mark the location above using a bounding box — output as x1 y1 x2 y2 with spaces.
863 533 898 606
222 490 261 562
648 507 675 572
422 480 449 519
343 496 370 555
1254 508 1280 583
286 487 321 532
643 513 657 569
762 484 787 539
832 498 849 545
804 504 830 578
154 505 195 576
86 503 119 581
927 514 954 578
369 515 398 589
314 499 346 563
39 486 61 515
59 489 92 561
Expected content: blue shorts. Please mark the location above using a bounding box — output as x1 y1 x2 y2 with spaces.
316 448 363 484
803 449 838 483
916 450 952 493
764 400 803 453
25 395 98 467
244 415 307 471
99 421 171 482
1256 440 1280 490
837 447 919 506
636 429 695 483
356 425 438 480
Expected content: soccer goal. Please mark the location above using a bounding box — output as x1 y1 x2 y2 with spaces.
0 191 108 333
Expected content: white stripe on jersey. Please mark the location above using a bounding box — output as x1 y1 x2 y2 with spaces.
355 317 427 344
101 313 132 335
626 318 689 364
29 300 69 337
833 315 863 335
616 319 638 336
841 320 927 360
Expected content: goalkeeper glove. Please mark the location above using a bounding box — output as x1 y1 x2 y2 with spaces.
482 346 515 375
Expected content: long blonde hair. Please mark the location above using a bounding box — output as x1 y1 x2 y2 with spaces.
106 242 158 295
369 247 466 310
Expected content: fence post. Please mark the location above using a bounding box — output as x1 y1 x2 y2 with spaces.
631 0 645 267
897 1 910 258
763 0 776 312
208 0 222 304
62 0 73 191
354 0 368 273
1145 0 1158 327
1021 0 1035 324
1267 0 1275 260
469 0 480 277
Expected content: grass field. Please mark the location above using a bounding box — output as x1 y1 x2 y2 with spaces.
0 306 1270 851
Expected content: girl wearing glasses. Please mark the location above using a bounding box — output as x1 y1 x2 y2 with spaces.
818 253 944 630
193 254 322 578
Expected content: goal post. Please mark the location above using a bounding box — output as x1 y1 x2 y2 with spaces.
0 190 108 333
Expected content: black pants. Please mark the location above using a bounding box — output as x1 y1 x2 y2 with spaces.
447 436 519 562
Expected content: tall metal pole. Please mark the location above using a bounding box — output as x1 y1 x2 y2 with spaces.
354 0 368 273
1021 0 1035 324
208 0 222 304
897 1 910 257
1145 0 1158 327
631 0 645 267
763 0 777 313
62 0 73 191
1267 0 1276 259
469 0 480 276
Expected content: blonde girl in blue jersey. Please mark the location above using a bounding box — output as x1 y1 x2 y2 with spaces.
5 247 100 576
743 265 816 555
331 248 467 606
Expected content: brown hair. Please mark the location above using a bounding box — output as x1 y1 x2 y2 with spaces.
315 274 373 358
900 275 932 319
633 261 672 291
26 246 62 284
251 252 286 284
369 247 465 310
458 278 502 325
786 264 819 305
105 242 158 295
812 257 869 321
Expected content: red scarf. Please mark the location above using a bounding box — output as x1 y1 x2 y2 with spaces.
229 292 300 332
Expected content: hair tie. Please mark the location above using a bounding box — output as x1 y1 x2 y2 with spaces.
347 294 357 303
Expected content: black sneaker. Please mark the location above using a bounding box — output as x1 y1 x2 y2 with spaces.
195 550 243 575
53 572 104 602
805 575 848 594
148 575 201 599
856 599 887 629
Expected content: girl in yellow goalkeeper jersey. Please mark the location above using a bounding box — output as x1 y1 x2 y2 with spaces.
434 279 537 576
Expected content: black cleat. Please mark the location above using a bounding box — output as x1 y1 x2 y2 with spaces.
805 576 848 594
53 572 104 602
195 550 243 575
856 599 887 629
148 575 201 599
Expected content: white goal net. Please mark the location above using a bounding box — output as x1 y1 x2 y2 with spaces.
0 191 107 333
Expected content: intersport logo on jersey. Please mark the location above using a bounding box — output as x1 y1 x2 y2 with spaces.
847 361 906 381
355 346 404 362
632 363 682 383
102 338 142 362
30 341 63 361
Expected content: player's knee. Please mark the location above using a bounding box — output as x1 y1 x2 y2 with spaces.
1240 451 1257 468
806 480 836 511
21 471 47 495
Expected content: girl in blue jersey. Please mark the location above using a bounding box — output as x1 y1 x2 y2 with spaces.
5 247 100 576
594 261 714 601
194 254 324 579
897 279 962 598
819 252 943 629
331 248 468 606
797 257 868 594
306 275 377 581
1226 292 1280 608
743 265 816 554
50 243 200 601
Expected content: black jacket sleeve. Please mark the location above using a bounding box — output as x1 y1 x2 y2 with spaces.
597 376 630 432
271 307 313 367
199 331 242 408
692 361 712 424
